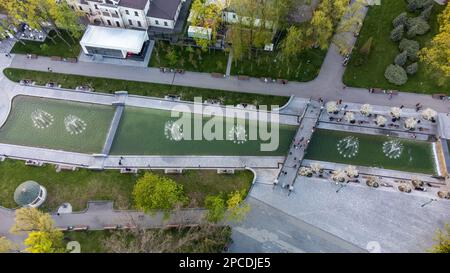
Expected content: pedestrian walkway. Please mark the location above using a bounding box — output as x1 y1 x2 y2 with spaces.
277 101 322 189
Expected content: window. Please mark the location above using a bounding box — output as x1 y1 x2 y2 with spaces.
125 10 129 15
116 21 120 27
137 21 142 27
232 14 236 19
164 21 168 26
107 20 112 26
155 20 159 25
94 4 98 9
128 19 132 25
79 6 83 11
115 11 118 15
134 11 138 16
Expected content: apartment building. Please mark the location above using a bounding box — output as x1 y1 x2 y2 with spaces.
66 0 184 30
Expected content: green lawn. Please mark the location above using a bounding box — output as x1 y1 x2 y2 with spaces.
3 68 289 108
11 30 81 58
343 0 449 94
231 48 327 82
149 40 229 73
0 160 253 211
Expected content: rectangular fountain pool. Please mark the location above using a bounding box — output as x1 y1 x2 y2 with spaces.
0 96 116 153
109 106 297 156
305 129 436 175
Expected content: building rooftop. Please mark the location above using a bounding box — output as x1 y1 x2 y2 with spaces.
119 0 148 10
14 181 41 206
147 0 181 20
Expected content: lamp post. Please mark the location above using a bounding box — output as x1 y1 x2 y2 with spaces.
420 198 437 207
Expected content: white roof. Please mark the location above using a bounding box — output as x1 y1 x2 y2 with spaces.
80 25 148 53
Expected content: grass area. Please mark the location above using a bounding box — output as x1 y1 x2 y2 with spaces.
0 160 253 211
231 48 327 82
149 40 229 73
64 226 232 253
343 0 449 94
11 30 81 58
3 68 289 107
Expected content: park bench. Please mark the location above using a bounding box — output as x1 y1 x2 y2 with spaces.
72 225 89 231
66 57 77 63
277 79 288 85
25 160 44 167
432 93 447 100
46 82 60 88
164 168 183 174
19 79 34 85
56 227 69 231
26 54 38 59
160 67 170 73
371 88 384 94
260 77 274 83
204 99 222 105
75 85 93 92
217 169 235 174
176 69 185 74
51 56 62 61
211 72 224 78
56 165 78 172
165 224 180 229
164 94 181 101
119 224 137 230
120 168 138 174
237 75 250 81
103 225 119 230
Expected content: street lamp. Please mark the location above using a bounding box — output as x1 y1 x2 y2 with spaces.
421 198 437 207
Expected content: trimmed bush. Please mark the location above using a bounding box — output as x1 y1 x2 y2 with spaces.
384 64 408 85
406 62 419 75
395 50 408 66
407 0 426 12
406 17 430 37
391 24 404 42
420 5 434 21
393 12 408 28
399 38 420 61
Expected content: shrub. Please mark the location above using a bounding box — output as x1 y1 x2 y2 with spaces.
393 12 408 28
406 62 419 75
399 38 420 61
395 50 408 66
384 64 408 85
420 5 434 21
406 17 430 37
407 0 426 12
390 24 404 42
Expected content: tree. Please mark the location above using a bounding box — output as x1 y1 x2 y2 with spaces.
311 9 334 50
429 224 450 253
24 231 64 253
226 190 250 222
204 194 226 223
384 64 408 85
399 38 420 61
393 12 409 28
391 24 404 42
406 62 418 75
165 47 179 67
359 37 373 56
190 0 223 49
0 237 16 253
420 4 434 21
133 173 188 214
10 207 55 233
407 0 428 12
394 50 408 66
419 3 450 84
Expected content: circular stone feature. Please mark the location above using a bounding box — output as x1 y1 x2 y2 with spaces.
164 120 183 141
228 125 247 144
31 109 54 129
64 115 87 135
382 140 404 159
337 136 359 158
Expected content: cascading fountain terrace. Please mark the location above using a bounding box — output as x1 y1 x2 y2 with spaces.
337 136 359 158
164 120 184 141
228 124 247 144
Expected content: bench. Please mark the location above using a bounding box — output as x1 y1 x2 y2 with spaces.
56 227 69 231
20 79 34 86
164 94 181 101
51 56 62 61
165 224 180 229
164 168 183 174
103 225 119 230
66 57 77 63
432 93 447 100
56 165 78 172
237 75 250 81
217 169 235 174
25 160 44 167
119 224 137 230
71 225 89 231
277 79 288 85
176 69 185 74
26 54 38 59
120 168 138 174
211 72 224 78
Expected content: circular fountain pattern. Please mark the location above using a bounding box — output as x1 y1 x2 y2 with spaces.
164 120 183 141
336 136 359 158
64 115 87 135
31 109 54 129
228 125 247 144
382 140 404 159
